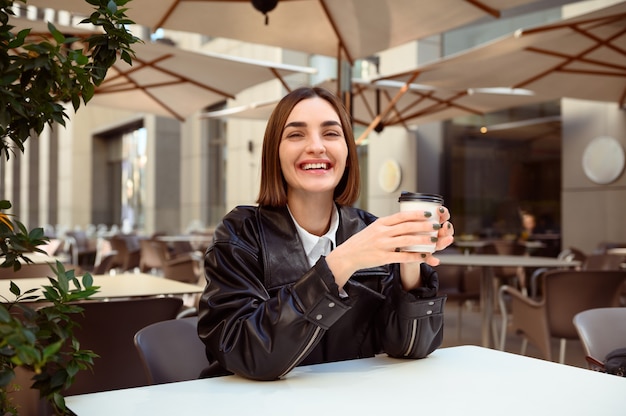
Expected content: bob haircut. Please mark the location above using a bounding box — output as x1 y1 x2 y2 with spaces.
256 87 360 207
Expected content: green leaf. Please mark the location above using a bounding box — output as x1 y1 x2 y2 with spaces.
47 22 65 44
43 340 63 360
82 273 94 288
9 281 20 296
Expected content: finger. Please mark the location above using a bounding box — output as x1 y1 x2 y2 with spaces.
436 206 451 223
382 210 439 226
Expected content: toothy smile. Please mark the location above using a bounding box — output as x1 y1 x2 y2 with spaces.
301 162 330 170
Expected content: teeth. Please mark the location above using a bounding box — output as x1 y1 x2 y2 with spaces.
302 163 328 170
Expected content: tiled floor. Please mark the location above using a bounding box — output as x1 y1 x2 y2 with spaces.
440 300 589 369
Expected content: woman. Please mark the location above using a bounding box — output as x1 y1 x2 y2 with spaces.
198 87 454 380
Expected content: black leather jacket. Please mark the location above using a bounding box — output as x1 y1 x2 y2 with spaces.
198 204 446 380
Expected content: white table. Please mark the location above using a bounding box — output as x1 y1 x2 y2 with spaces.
65 345 625 416
437 254 580 347
0 273 203 302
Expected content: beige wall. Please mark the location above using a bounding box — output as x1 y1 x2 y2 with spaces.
561 99 626 253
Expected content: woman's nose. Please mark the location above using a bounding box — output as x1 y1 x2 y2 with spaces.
306 134 325 153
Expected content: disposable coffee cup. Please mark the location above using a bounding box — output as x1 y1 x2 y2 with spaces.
398 191 444 253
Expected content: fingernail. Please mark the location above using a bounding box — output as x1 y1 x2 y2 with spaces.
439 207 445 213
432 223 442 230
447 223 451 229
430 236 438 243
424 211 432 218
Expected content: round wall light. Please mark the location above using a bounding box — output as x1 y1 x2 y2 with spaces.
582 136 625 185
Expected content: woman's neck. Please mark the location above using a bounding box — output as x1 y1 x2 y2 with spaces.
287 194 334 236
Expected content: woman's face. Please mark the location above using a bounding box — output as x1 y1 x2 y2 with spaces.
279 97 348 200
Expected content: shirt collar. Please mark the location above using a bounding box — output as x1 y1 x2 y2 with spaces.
288 204 339 259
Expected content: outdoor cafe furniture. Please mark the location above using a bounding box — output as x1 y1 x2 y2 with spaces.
64 345 625 416
498 270 626 364
437 254 580 348
0 273 203 301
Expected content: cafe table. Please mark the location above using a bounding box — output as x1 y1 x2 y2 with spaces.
0 273 203 301
436 254 580 348
64 345 624 416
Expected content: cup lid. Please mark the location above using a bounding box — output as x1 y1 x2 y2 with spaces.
398 191 444 204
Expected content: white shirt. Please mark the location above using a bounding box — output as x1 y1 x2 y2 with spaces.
287 205 347 297
288 204 339 267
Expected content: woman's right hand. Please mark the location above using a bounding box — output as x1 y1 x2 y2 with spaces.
325 207 454 288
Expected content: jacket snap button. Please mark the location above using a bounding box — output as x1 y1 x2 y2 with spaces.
426 310 433 315
428 301 435 306
316 314 323 320
328 302 335 308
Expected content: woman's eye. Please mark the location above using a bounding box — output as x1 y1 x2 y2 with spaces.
284 131 304 139
324 130 342 138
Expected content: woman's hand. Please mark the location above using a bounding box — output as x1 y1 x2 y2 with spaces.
325 206 454 289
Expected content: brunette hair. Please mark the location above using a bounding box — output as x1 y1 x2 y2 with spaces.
256 87 360 207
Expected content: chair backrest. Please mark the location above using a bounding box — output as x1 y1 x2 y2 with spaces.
573 307 626 361
109 234 141 271
542 270 626 340
582 254 623 271
139 239 166 273
92 250 118 275
64 296 183 395
134 316 207 384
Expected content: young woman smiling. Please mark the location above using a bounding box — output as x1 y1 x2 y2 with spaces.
198 87 454 381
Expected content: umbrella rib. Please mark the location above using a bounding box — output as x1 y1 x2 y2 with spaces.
142 88 187 121
104 53 235 99
390 91 483 126
463 0 500 18
320 0 353 64
154 0 182 30
355 72 419 145
269 68 292 92
379 89 420 128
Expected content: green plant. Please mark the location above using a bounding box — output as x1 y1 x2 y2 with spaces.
0 262 100 415
0 0 139 413
0 0 139 160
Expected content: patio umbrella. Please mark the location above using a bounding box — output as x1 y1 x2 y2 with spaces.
371 1 626 124
199 77 549 134
11 18 317 121
28 0 548 63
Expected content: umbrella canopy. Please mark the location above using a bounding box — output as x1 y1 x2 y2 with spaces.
30 0 549 63
200 77 549 132
378 1 626 107
350 1 626 142
11 18 317 120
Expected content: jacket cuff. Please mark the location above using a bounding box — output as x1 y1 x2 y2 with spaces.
292 257 351 330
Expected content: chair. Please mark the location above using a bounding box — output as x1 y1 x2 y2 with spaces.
582 253 623 271
63 296 184 395
92 250 118 275
499 270 626 363
139 238 165 274
65 230 98 271
483 240 527 291
146 239 203 285
109 234 141 272
435 249 480 342
573 307 626 368
134 316 208 384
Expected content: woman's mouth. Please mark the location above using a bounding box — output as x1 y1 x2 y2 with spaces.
301 162 330 171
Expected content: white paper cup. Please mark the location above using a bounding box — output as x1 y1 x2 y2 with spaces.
398 191 444 253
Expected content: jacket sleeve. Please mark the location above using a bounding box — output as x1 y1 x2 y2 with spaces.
378 263 446 359
198 230 351 381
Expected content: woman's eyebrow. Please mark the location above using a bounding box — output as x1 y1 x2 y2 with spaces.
284 120 341 129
